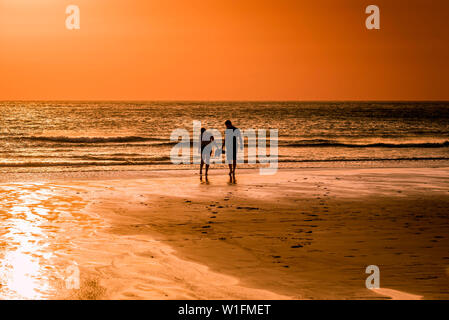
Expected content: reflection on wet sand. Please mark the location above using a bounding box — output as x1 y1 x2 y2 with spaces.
0 184 97 299
0 178 291 300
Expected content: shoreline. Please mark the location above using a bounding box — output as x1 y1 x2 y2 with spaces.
1 160 449 182
0 167 448 299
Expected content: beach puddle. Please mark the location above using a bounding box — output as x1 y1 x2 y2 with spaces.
0 183 100 299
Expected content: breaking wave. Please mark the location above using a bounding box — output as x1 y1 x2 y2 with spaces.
283 140 449 148
14 136 166 144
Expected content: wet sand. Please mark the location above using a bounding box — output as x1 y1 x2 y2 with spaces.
0 167 448 299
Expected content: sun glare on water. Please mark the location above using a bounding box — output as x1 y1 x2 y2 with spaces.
0 184 89 299
0 186 54 299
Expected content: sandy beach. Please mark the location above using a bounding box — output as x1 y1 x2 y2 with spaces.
0 166 448 300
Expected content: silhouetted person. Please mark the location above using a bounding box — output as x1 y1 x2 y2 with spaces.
199 128 217 181
222 120 243 183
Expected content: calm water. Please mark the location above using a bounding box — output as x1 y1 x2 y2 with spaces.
0 101 448 172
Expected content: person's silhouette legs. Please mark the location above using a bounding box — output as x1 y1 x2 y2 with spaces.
200 159 204 181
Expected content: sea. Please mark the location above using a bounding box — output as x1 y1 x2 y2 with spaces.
1 101 448 173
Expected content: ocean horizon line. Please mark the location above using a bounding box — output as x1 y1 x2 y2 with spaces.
1 99 449 103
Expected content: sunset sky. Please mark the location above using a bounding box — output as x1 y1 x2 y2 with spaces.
0 0 448 101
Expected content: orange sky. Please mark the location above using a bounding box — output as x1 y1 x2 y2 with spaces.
0 0 448 101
